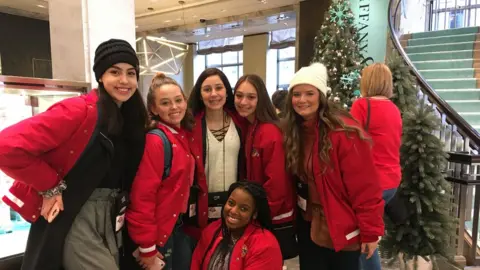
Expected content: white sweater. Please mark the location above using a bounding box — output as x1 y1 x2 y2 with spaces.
205 123 240 193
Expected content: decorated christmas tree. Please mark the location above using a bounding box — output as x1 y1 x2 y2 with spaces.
311 0 365 106
387 51 418 114
380 98 456 268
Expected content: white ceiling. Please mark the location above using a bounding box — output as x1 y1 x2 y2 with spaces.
0 0 300 42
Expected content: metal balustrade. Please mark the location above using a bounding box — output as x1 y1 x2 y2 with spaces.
389 0 480 265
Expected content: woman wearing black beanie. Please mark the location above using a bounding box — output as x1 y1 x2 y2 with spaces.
0 39 148 270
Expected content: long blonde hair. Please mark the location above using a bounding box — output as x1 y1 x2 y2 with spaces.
283 89 369 175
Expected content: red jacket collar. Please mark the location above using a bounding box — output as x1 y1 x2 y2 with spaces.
86 89 100 103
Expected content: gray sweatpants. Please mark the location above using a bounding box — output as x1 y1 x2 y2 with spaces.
63 188 122 270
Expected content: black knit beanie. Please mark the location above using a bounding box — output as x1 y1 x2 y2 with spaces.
93 39 139 83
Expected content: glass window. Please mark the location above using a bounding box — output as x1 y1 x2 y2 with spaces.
223 66 239 86
278 47 295 60
278 60 295 87
430 0 478 30
195 49 243 85
206 53 221 67
238 65 243 78
269 46 296 90
222 51 238 65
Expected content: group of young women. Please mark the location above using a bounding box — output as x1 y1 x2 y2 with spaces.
0 39 402 270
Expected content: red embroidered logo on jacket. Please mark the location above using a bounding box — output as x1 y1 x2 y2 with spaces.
241 244 248 257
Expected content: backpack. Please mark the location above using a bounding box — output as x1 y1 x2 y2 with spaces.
148 128 172 179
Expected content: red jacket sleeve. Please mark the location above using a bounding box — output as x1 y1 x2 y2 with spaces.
337 131 384 243
244 231 283 270
260 127 293 223
0 98 86 191
350 98 366 128
190 224 212 270
126 133 165 257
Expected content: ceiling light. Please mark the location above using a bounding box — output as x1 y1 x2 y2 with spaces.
135 25 139 28
193 15 198 18
164 20 171 23
205 34 210 38
36 4 46 8
221 9 227 12
176 18 181 21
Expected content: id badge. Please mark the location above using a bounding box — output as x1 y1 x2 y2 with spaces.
296 178 308 212
112 191 129 232
208 206 222 219
297 195 307 212
189 203 197 218
115 213 125 232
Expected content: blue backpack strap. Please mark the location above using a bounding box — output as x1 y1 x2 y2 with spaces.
148 129 172 179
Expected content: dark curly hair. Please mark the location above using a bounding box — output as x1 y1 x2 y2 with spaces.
200 182 272 269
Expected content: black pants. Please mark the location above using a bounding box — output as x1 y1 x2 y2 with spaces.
297 213 360 270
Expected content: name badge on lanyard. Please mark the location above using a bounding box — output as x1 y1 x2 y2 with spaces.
189 203 197 218
296 180 309 212
208 191 228 220
208 206 222 219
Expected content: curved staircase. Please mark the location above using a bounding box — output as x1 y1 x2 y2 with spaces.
388 0 480 267
401 27 480 133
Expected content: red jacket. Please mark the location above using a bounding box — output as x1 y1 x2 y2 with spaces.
350 98 402 190
0 92 98 222
308 117 384 251
126 123 195 257
191 220 283 270
245 120 294 224
186 109 246 239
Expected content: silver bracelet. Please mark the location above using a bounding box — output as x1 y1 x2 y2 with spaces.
39 180 67 198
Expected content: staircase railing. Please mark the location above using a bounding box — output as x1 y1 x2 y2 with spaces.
388 0 480 153
388 0 480 265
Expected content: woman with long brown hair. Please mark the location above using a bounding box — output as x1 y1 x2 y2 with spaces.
284 63 384 270
186 68 246 240
233 74 295 260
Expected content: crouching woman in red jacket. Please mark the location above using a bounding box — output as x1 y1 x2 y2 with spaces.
191 181 283 270
284 63 385 270
126 73 196 270
233 74 296 260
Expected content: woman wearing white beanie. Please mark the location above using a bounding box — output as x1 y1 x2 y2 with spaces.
283 63 384 270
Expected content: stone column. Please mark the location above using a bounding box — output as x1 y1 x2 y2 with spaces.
296 0 331 70
49 0 136 87
243 33 269 82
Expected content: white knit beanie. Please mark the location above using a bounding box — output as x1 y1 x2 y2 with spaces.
288 62 328 95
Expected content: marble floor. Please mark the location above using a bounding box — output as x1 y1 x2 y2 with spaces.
283 257 401 270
